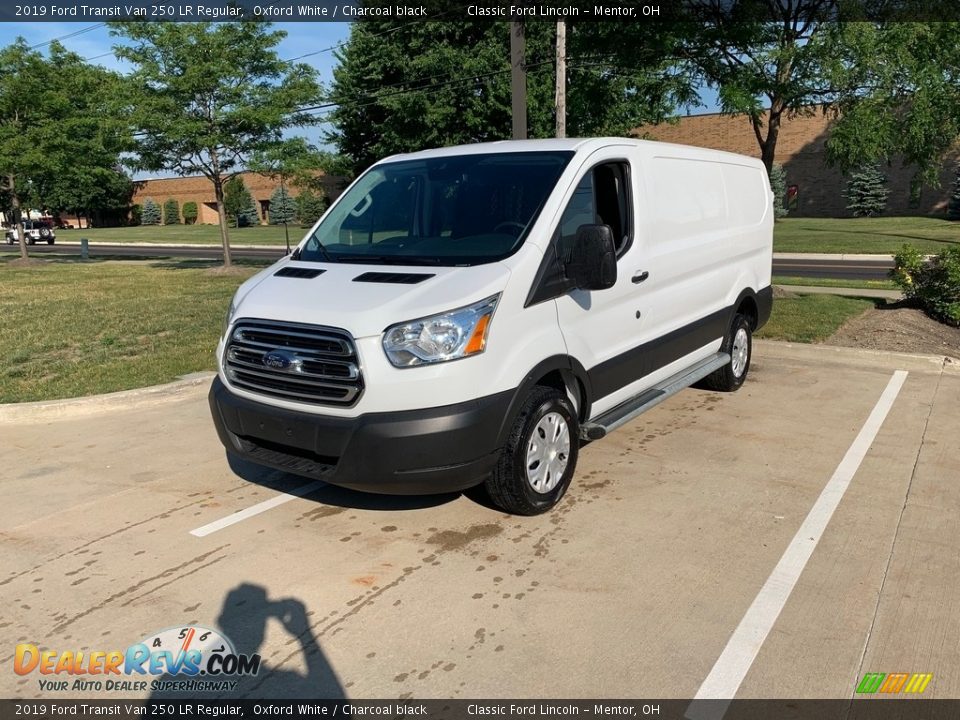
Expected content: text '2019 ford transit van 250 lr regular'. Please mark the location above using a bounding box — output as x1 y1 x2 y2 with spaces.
209 138 773 515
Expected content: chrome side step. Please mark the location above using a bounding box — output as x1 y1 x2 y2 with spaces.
580 352 731 440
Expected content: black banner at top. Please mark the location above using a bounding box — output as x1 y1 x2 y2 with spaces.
1 0 959 23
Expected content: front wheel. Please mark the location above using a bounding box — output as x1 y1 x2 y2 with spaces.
485 386 580 515
703 313 752 392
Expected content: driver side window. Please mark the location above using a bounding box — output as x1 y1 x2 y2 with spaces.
556 161 632 262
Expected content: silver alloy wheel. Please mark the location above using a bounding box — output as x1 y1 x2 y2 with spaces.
525 411 570 494
731 326 750 378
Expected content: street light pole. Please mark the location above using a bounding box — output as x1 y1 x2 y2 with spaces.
510 21 527 140
555 20 566 139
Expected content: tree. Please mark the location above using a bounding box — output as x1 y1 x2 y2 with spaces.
129 203 142 226
182 201 198 225
268 187 296 225
948 164 960 221
0 39 129 259
827 24 960 192
295 190 328 226
845 165 889 217
223 177 258 227
141 198 161 225
676 1 843 175
163 198 180 225
769 163 788 219
327 22 696 175
112 21 323 267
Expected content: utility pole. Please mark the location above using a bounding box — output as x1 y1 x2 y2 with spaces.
555 20 566 138
510 21 526 140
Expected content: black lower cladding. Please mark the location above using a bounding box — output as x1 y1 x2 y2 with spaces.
209 376 512 495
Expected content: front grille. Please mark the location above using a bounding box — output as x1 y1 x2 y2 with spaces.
225 319 363 406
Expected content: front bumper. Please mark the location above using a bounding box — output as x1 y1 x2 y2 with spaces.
208 376 512 495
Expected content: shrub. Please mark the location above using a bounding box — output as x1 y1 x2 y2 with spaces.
182 201 198 225
269 186 297 225
295 190 328 226
845 164 889 217
141 198 161 225
892 244 960 326
129 204 142 226
769 163 788 219
163 198 180 225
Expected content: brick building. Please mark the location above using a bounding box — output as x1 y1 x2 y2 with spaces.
131 171 342 225
634 111 957 217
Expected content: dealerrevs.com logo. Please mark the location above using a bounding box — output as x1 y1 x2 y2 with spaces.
14 625 261 694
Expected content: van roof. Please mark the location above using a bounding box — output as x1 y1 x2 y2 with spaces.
379 137 762 166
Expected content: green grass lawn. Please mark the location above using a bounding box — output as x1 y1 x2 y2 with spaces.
0 259 259 403
772 275 899 290
757 294 874 343
0 259 876 403
774 216 960 254
52 224 301 246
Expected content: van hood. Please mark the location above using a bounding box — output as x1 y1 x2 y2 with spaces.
233 260 511 339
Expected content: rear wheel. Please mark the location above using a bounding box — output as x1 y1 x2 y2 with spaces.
703 313 752 392
485 386 579 515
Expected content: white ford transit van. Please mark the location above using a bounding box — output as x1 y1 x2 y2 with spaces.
210 138 773 515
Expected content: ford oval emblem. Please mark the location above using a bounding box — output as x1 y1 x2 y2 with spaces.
262 349 298 371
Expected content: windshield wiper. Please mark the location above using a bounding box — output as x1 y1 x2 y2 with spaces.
334 254 442 266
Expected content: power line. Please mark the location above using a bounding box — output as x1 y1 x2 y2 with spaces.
30 23 106 50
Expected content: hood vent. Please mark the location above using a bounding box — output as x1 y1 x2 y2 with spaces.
353 272 435 285
275 266 326 279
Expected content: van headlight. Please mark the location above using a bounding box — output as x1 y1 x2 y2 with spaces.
382 294 500 367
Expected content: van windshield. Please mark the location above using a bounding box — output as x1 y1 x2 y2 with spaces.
299 151 573 266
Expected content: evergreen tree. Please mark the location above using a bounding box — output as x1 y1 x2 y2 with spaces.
223 177 259 227
845 165 889 217
769 163 788 219
129 204 142 226
268 186 296 225
162 198 179 225
141 198 161 225
295 190 328 226
948 163 960 221
182 201 198 224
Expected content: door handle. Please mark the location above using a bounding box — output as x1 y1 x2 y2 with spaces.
632 271 649 284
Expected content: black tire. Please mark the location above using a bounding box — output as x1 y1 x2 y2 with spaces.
703 313 752 392
39 228 51 239
27 237 36 246
485 385 580 515
47 237 55 245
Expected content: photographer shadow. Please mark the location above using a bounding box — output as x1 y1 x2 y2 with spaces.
151 583 345 700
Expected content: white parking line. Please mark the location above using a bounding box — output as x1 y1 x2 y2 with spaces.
687 370 909 720
189 480 328 537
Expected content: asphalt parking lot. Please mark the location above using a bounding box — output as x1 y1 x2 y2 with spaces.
2 341 958 701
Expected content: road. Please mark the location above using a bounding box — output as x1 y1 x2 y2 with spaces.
2 342 958 706
4 242 895 280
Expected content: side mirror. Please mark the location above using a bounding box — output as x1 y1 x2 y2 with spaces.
568 224 617 291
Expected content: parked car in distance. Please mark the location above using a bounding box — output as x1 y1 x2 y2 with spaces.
209 138 774 515
5 220 56 245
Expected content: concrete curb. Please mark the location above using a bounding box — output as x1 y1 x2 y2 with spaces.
2 344 957 423
755 339 960 374
773 284 903 300
55 241 285 251
0 372 215 424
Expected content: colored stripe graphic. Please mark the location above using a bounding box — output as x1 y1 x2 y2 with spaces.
880 673 909 693
856 673 885 694
904 673 933 694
